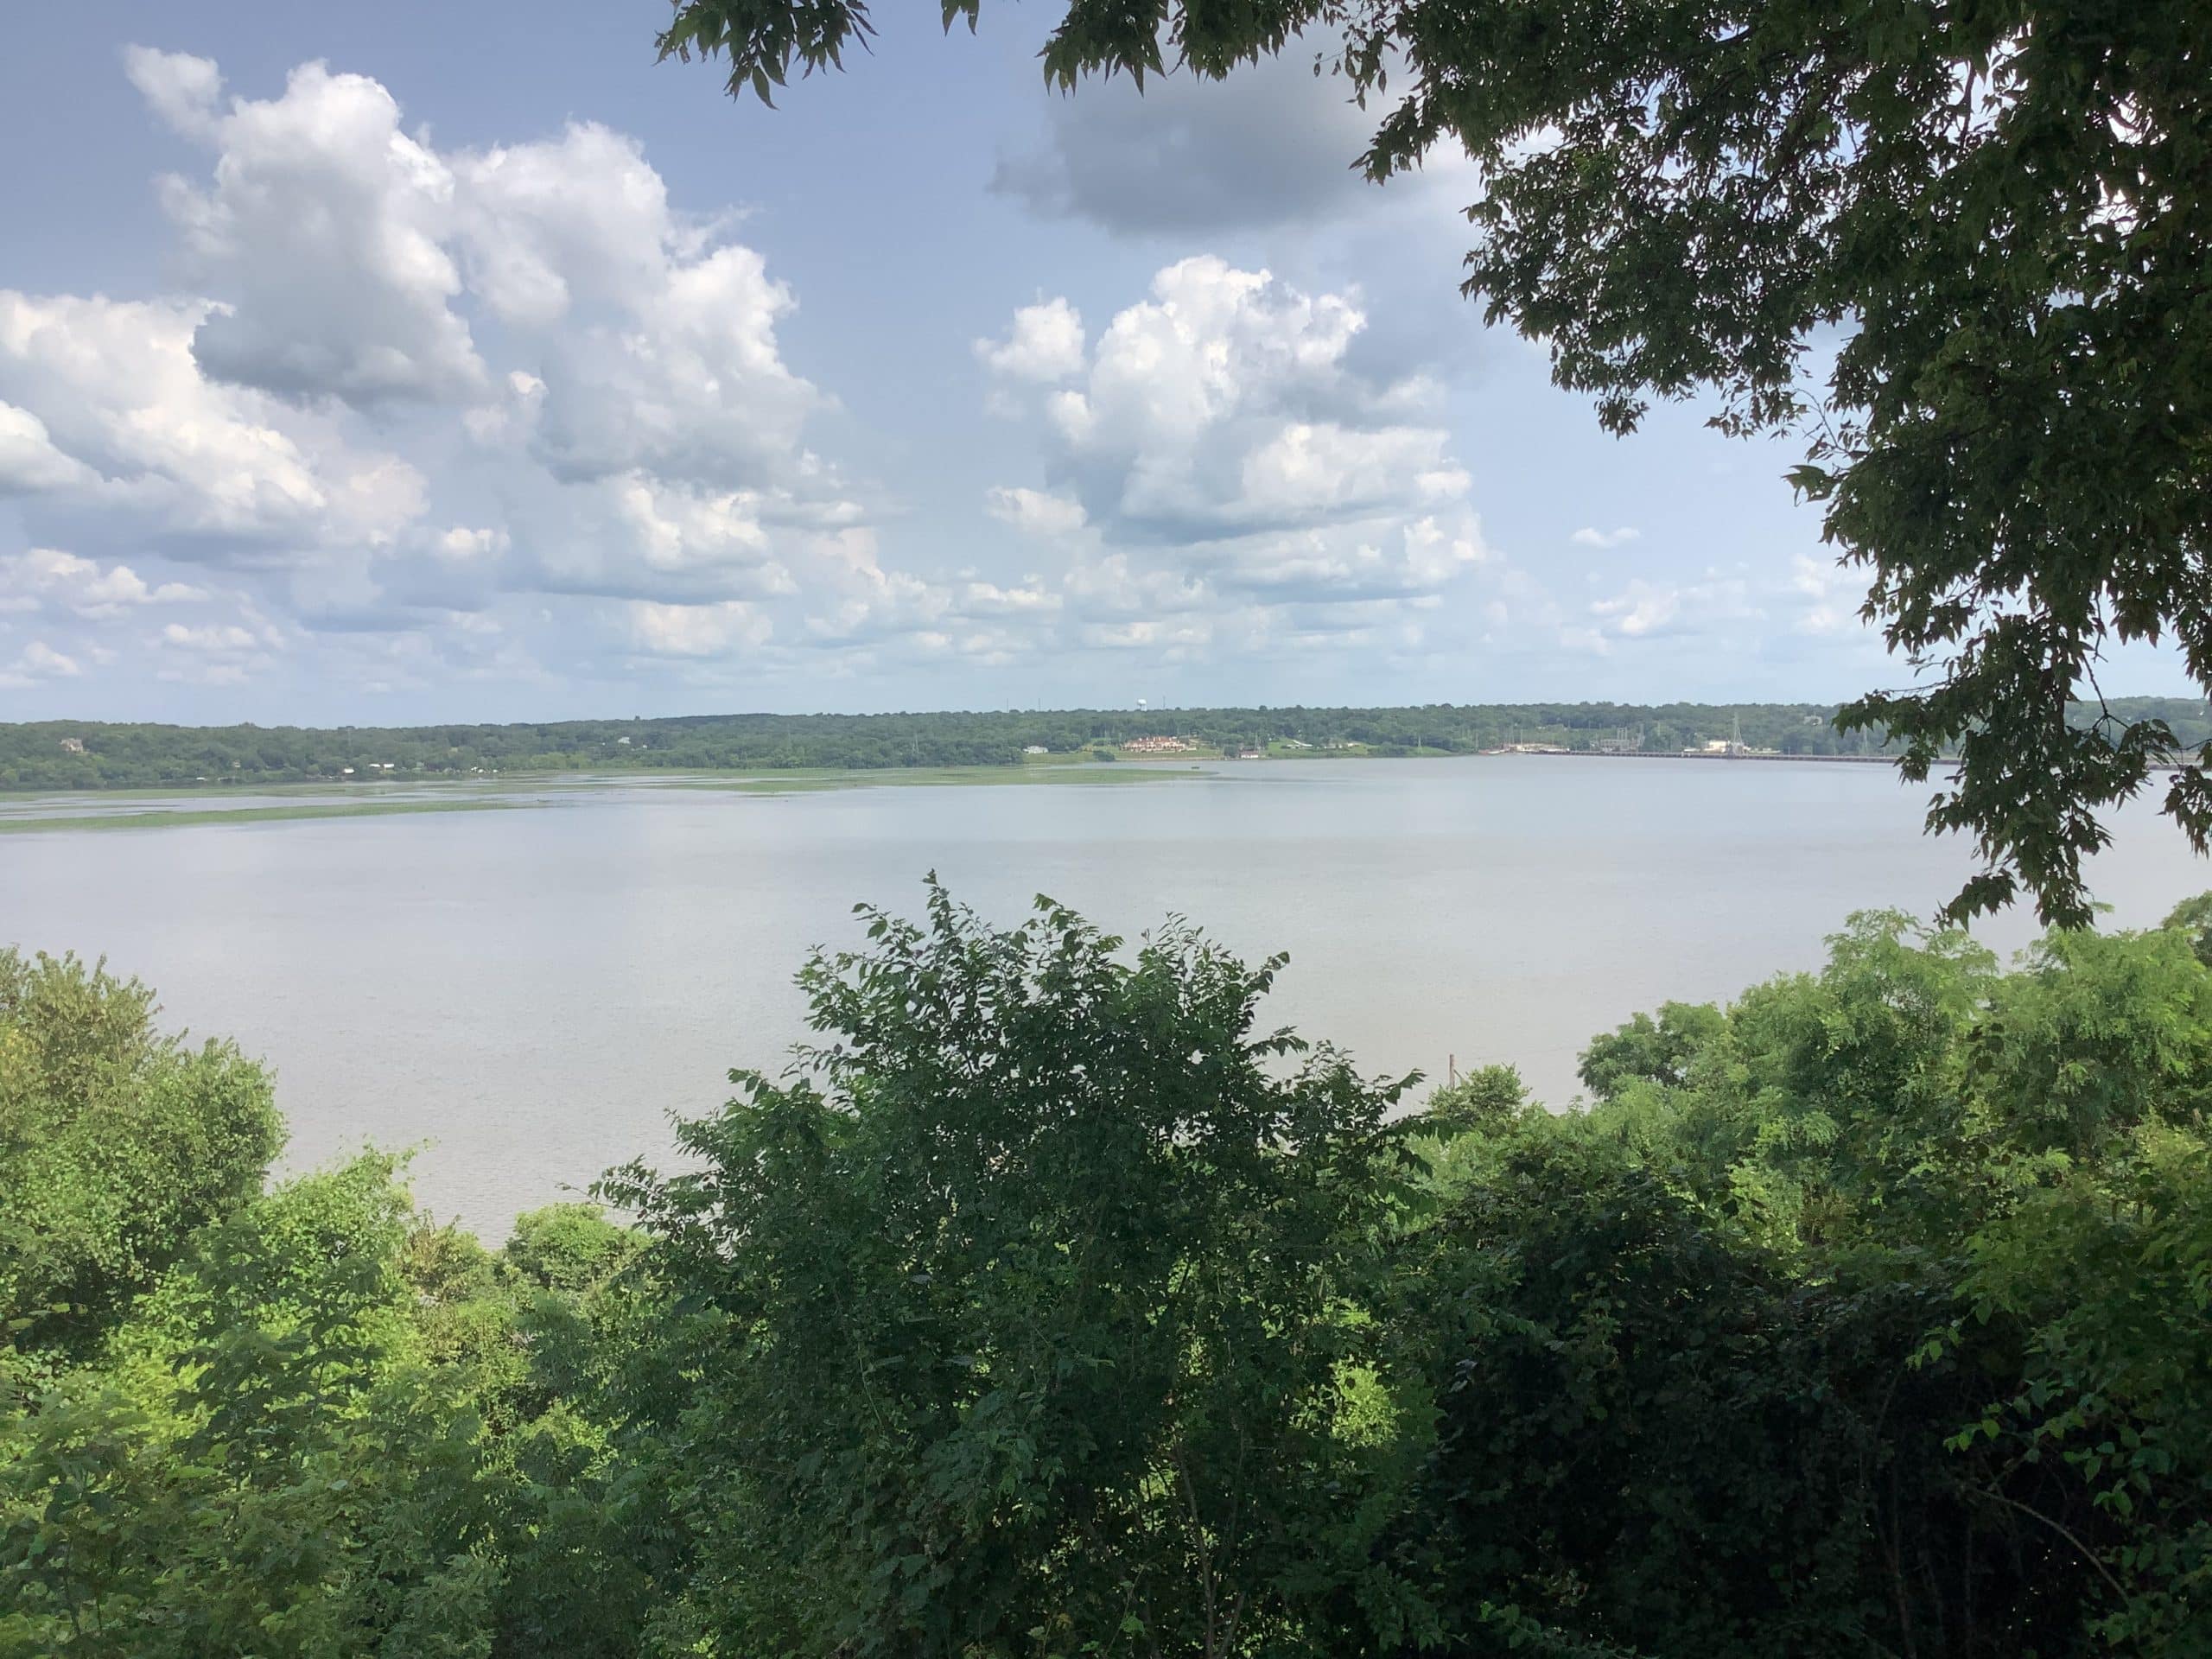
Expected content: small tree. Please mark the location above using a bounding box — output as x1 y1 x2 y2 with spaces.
605 882 1417 1657
0 950 281 1366
1421 1063 1529 1139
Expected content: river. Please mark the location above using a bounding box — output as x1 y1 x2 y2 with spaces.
2 757 2201 1236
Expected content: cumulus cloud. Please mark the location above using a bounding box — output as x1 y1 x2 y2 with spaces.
1237 423 1469 524
454 123 693 329
1790 553 1868 636
1587 573 1762 645
518 474 803 606
981 257 1494 613
0 403 99 493
1588 581 1681 639
133 50 487 405
124 48 835 497
1 640 84 684
626 599 772 658
1010 257 1450 538
3 47 1674 711
976 298 1084 383
0 289 425 552
528 245 826 487
1572 524 1641 549
0 548 206 616
153 613 280 684
983 486 1087 537
162 620 259 652
122 45 224 135
430 526 509 564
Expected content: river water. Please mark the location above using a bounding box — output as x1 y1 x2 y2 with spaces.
2 757 2201 1236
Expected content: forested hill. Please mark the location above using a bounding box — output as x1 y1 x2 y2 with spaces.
2 696 2204 789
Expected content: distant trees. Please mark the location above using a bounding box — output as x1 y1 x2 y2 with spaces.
6 891 2212 1653
3 697 2204 791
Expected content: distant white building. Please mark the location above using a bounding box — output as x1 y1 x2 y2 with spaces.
1023 744 1048 754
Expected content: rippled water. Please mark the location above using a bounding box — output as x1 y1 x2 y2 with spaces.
3 757 2200 1236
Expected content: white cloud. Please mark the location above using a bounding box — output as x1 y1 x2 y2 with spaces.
118 48 837 506
1238 423 1468 523
954 577 1061 619
1790 553 1866 636
133 50 487 405
1003 258 1446 538
982 257 1496 611
3 48 1738 709
976 298 1084 383
0 289 425 550
0 49 915 703
529 245 825 487
462 372 546 447
0 403 99 493
1588 574 1760 642
162 621 259 652
454 123 693 329
1571 525 1641 549
802 529 955 645
983 486 1087 537
626 599 772 658
2 640 83 683
431 526 510 564
0 548 206 616
120 45 223 138
1249 514 1487 595
1589 580 1681 639
1077 616 1216 653
448 121 834 493
1063 553 1211 620
150 607 283 685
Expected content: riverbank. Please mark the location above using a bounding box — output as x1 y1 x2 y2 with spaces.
0 760 1210 834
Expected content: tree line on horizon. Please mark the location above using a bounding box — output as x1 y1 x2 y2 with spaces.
3 696 2207 791
4 886 2210 1656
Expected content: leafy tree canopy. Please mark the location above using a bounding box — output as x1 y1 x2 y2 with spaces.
9 890 2212 1653
0 950 281 1373
657 0 2212 927
600 881 1418 1656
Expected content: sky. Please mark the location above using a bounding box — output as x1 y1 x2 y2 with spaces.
0 2 2187 724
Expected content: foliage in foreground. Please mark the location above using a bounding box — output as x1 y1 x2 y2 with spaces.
4 889 2212 1655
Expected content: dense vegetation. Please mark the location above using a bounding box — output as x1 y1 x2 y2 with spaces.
658 0 2212 930
5 887 2211 1656
4 696 2206 790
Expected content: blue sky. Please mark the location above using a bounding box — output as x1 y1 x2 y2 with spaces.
0 2 2183 722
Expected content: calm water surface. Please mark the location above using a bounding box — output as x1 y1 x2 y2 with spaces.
3 757 2201 1236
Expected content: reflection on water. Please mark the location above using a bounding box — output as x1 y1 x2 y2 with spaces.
2 757 2201 1236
